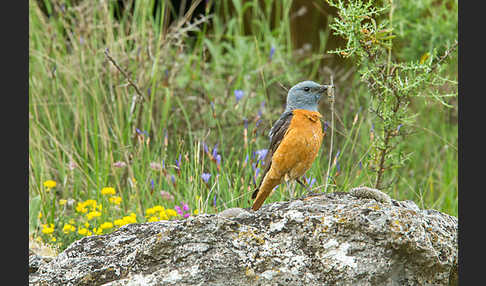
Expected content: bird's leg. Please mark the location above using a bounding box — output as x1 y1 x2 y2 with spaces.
297 177 320 198
296 178 308 190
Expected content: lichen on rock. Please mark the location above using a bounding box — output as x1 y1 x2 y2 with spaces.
29 190 458 286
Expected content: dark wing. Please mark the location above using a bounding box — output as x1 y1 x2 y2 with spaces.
251 111 293 199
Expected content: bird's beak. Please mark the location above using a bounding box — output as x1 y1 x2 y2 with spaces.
318 85 329 93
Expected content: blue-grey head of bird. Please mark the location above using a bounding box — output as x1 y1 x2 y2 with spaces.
284 80 329 113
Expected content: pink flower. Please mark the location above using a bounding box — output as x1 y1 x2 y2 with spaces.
160 191 174 201
174 205 183 216
174 202 190 218
150 162 162 170
113 161 127 168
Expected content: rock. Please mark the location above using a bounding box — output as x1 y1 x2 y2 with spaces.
29 249 53 274
29 190 458 286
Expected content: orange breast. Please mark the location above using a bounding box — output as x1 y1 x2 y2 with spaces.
268 109 323 181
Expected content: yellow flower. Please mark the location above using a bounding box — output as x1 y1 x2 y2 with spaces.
147 216 159 222
62 223 76 234
84 222 90 228
84 199 97 209
101 187 116 196
114 219 124 227
41 224 54 234
123 213 137 224
146 207 156 216
114 213 137 227
86 211 102 220
166 209 177 217
51 236 57 242
152 205 164 212
76 200 100 213
59 199 67 206
109 196 122 205
93 227 103 235
100 222 113 230
75 202 88 214
38 212 42 219
193 209 199 215
78 227 88 235
159 210 169 220
43 180 56 189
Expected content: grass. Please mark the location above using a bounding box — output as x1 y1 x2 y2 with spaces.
29 0 457 252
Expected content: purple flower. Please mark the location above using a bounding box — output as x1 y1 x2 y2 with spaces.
175 154 182 169
184 213 190 218
333 149 341 166
244 154 249 165
396 124 403 132
150 179 155 190
147 87 151 97
234 90 244 103
213 194 217 207
255 149 268 161
215 154 221 166
305 176 316 188
170 175 176 184
201 172 211 183
254 167 260 179
203 141 209 154
323 121 329 132
269 46 276 60
136 128 148 137
212 144 218 158
256 119 261 127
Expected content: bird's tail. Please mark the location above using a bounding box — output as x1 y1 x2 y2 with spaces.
251 177 280 211
251 188 259 200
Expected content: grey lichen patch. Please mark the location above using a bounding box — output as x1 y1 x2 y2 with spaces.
218 207 250 219
349 186 392 205
236 227 265 245
30 191 457 286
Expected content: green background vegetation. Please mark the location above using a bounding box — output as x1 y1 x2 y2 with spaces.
29 0 457 251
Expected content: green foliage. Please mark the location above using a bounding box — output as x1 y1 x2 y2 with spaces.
326 0 457 189
29 0 457 252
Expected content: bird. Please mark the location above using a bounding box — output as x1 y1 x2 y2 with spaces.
251 80 328 211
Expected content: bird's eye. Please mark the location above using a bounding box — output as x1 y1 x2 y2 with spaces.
303 87 310 92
